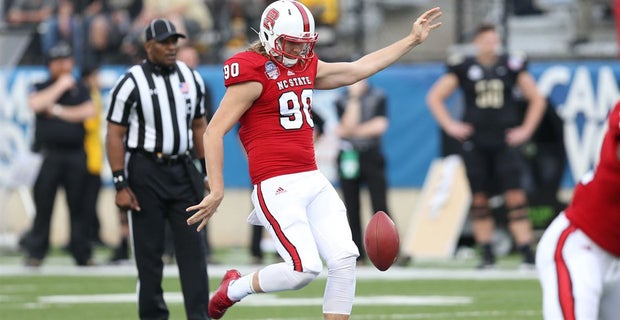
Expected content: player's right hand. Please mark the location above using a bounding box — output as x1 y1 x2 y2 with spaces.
115 187 141 212
444 120 474 142
186 192 223 232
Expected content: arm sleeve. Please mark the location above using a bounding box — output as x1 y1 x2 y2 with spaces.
203 83 214 122
446 53 466 76
223 53 265 88
106 72 137 126
192 69 208 120
508 51 529 75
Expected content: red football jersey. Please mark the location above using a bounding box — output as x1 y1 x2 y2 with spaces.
565 102 620 256
223 51 319 184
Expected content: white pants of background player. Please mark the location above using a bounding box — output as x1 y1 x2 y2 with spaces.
248 170 360 315
536 212 620 320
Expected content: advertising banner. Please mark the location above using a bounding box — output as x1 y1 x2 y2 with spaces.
1 61 618 189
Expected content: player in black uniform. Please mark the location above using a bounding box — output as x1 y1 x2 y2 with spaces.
426 23 546 268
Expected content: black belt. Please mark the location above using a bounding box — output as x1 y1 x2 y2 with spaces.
132 150 189 166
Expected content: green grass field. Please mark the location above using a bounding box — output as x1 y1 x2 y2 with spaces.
0 248 543 320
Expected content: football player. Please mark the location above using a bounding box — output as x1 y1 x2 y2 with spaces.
426 23 546 269
186 1 442 319
536 102 620 320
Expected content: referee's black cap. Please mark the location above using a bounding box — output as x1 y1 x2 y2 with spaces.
145 19 186 42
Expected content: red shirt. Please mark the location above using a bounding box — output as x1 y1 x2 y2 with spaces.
224 51 319 184
565 102 620 257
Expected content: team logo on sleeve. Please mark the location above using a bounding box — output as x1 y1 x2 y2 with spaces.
467 65 483 81
508 56 524 71
265 61 280 80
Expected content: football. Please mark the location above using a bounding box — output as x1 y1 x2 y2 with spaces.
364 211 400 271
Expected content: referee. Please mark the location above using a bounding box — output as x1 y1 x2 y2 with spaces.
106 19 210 320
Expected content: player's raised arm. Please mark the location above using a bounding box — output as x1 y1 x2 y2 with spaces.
315 7 442 90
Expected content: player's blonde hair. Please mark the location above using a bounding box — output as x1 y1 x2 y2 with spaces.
248 40 268 57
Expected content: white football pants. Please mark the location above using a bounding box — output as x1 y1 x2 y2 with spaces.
536 212 620 320
250 170 359 314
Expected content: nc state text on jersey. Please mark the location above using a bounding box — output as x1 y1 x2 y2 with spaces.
277 76 313 90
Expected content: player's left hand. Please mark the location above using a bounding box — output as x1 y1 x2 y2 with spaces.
505 125 533 146
411 7 443 45
186 192 223 232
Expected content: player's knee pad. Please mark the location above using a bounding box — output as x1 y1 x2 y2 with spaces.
471 205 492 220
507 204 529 222
324 255 356 291
323 255 357 315
325 254 357 274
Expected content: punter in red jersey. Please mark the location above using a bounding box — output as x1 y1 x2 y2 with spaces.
185 1 442 319
536 102 620 320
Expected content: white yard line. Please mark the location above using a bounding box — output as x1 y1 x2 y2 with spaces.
37 293 473 306
249 310 541 320
0 264 538 280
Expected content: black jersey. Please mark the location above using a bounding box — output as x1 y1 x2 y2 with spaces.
447 52 527 136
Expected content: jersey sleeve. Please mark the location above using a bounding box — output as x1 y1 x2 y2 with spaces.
223 52 264 87
191 69 208 120
107 70 138 126
507 51 529 74
446 53 467 75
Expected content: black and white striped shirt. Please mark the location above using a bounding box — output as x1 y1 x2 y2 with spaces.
107 60 207 155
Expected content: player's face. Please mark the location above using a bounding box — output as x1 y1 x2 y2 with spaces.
474 30 500 56
278 37 313 60
147 36 180 67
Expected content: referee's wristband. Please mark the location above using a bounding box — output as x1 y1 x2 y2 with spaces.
112 170 128 191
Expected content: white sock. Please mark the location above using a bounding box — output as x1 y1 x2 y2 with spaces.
227 272 256 301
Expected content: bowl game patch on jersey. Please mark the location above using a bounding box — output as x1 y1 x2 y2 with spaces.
265 61 280 80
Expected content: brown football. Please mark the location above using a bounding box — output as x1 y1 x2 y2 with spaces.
364 211 400 271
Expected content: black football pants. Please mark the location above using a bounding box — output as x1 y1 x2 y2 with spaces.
27 149 92 264
127 153 209 320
